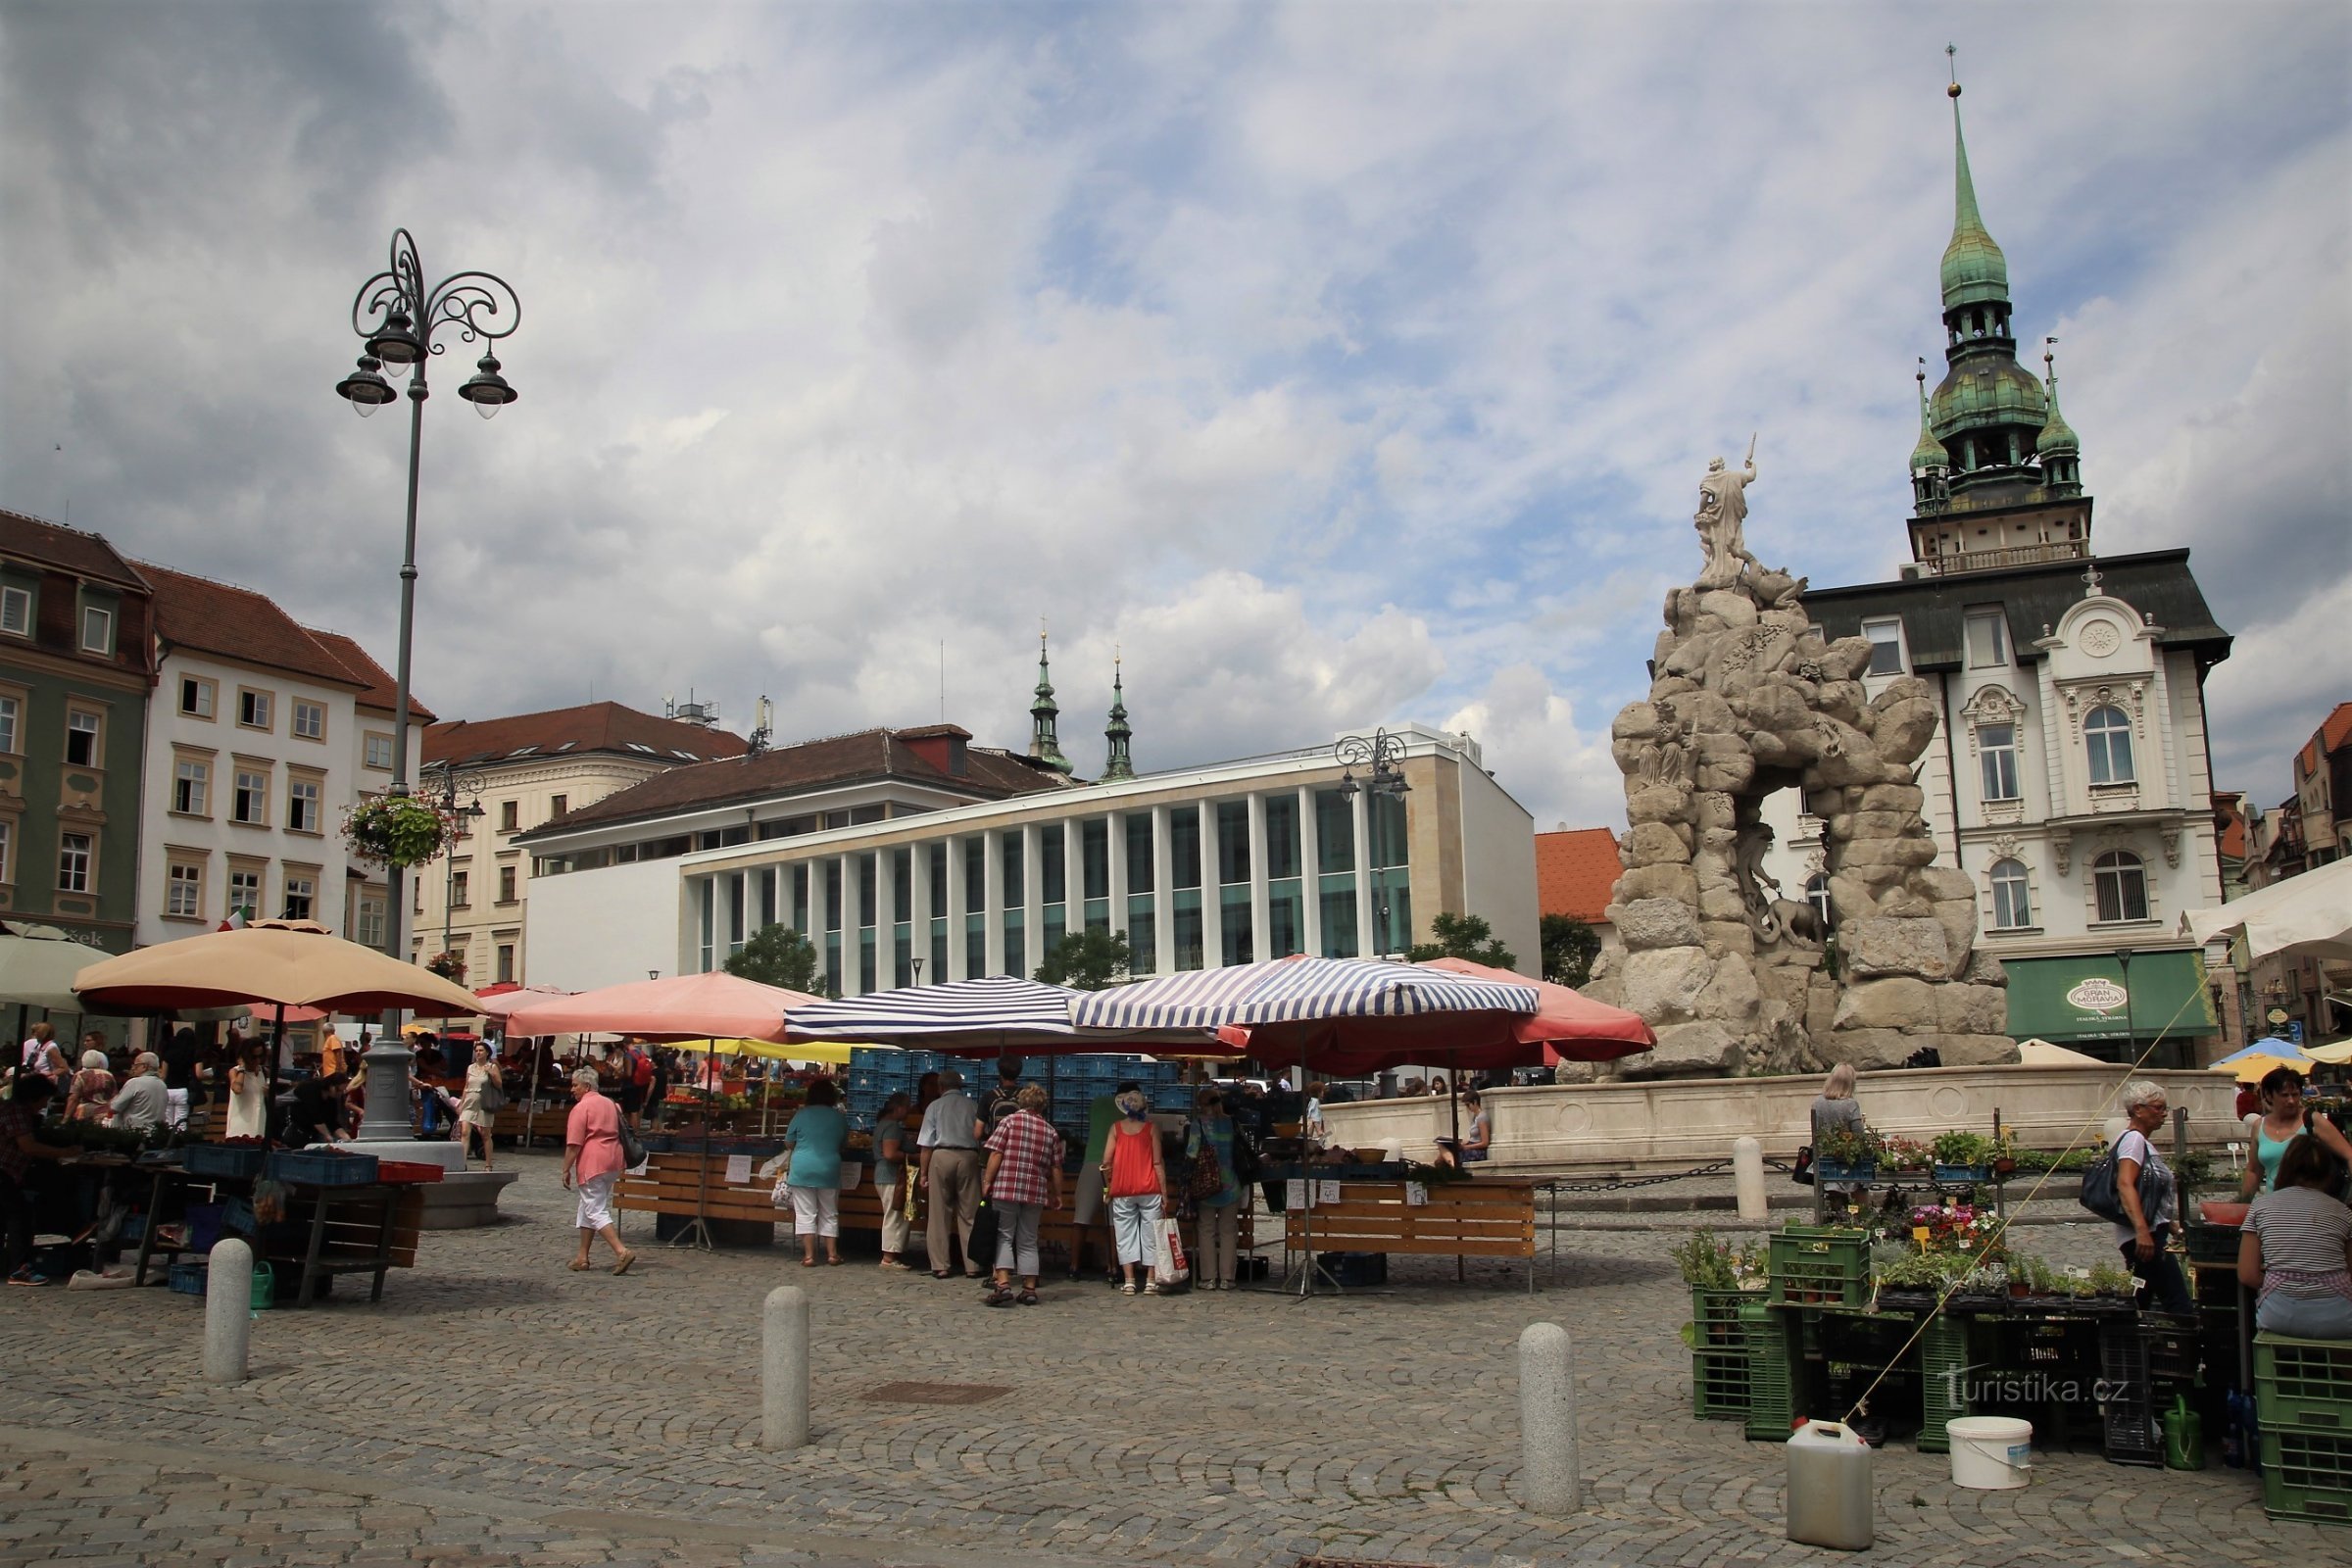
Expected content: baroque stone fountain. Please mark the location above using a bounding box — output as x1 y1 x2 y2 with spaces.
1582 443 2014 1078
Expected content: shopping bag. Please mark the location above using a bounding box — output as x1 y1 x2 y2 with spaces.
1152 1216 1192 1292
964 1201 1001 1272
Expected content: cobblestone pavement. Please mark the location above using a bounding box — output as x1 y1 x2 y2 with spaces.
0 1149 2338 1568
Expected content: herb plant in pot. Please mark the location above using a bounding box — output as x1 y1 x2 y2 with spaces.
1932 1130 1996 1185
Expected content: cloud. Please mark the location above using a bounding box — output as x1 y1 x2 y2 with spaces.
0 1 2343 839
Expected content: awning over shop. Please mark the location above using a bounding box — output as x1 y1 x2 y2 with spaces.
2004 951 2216 1043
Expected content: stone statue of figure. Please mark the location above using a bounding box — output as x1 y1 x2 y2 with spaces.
1734 819 1784 942
1694 437 1761 590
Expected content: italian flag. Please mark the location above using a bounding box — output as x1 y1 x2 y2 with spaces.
217 908 250 932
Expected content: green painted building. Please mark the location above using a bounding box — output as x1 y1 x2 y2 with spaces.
0 509 156 956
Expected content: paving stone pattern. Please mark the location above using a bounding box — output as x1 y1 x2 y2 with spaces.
0 1150 2335 1568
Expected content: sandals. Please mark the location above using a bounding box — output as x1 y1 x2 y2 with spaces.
1120 1282 1138 1296
567 1259 592 1272
612 1251 637 1276
1016 1289 1040 1306
984 1287 1017 1308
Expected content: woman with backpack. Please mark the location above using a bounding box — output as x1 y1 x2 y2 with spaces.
2237 1065 2352 1199
2110 1080 2192 1313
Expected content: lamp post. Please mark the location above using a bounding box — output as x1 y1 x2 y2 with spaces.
336 228 519 1141
420 760 488 981
1335 728 1410 958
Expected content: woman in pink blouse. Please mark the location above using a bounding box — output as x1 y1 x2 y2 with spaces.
562 1067 637 1275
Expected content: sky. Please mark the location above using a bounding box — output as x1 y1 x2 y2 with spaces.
1 1 2345 832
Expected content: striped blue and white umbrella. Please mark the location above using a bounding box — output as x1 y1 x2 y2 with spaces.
783 974 1221 1054
1070 956 1540 1032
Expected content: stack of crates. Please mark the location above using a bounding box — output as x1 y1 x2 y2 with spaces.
2098 1317 2162 1465
2255 1333 2352 1525
843 1049 1191 1151
1690 1288 1750 1421
1919 1314 1988 1454
1766 1225 1871 1309
1740 1299 1804 1442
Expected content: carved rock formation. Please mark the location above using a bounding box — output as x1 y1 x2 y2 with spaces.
1583 500 2013 1079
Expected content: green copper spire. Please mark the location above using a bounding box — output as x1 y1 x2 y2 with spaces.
1029 627 1071 774
1909 361 1951 471
1939 57 2009 312
2035 343 2080 457
1102 655 1134 780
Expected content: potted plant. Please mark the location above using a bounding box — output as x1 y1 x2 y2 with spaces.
1932 1131 1996 1185
1815 1127 1880 1184
1880 1136 1932 1173
342 795 456 869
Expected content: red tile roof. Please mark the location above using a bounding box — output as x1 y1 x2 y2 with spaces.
138 562 368 689
2299 702 2352 782
518 725 1070 840
306 628 435 722
427 702 746 768
1535 828 1622 923
0 509 147 589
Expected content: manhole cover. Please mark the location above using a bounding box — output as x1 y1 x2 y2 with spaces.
861 1381 1013 1405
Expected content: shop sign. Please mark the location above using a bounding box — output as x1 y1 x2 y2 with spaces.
2065 977 2130 1017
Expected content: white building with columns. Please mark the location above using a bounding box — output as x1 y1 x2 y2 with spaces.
518 720 1538 995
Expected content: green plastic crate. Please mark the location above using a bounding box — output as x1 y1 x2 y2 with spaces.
2182 1221 2242 1267
1767 1225 1871 1308
1692 1348 1749 1420
1691 1287 1749 1352
1740 1301 1800 1442
2260 1427 2352 1527
2257 1333 2352 1436
1919 1315 1986 1454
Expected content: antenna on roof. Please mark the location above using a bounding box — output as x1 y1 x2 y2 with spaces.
746 696 773 760
938 640 945 724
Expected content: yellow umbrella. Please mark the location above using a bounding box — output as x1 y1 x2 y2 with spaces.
702 1037 858 1065
2303 1039 2352 1066
2223 1053 2310 1084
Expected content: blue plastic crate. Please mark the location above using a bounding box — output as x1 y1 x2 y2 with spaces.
184 1144 268 1181
265 1151 380 1187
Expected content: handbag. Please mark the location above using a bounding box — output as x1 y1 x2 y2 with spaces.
1187 1128 1225 1199
964 1200 1000 1272
1790 1146 1815 1187
615 1117 647 1169
479 1079 507 1114
2080 1131 2166 1223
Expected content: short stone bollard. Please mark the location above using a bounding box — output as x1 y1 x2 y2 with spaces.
203 1239 254 1385
1733 1135 1768 1221
762 1284 810 1449
1518 1320 1579 1514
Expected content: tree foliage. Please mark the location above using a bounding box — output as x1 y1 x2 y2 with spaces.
1403 911 1518 972
725 922 824 995
1540 914 1601 990
1035 927 1132 991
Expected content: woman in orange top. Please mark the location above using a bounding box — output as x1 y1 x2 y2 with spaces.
561 1068 636 1276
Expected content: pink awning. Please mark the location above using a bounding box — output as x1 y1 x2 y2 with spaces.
503 972 821 1044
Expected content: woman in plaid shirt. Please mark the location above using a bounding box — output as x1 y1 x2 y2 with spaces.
981 1084 1063 1306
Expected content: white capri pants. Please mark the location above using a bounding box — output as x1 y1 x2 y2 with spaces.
1110 1193 1163 1264
574 1173 617 1231
879 1178 909 1254
790 1184 840 1239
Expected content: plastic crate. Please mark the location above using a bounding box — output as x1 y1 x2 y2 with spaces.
1919 1314 1984 1454
167 1260 207 1297
2143 1319 2204 1388
1768 1226 1871 1308
1691 1288 1749 1352
2257 1334 2352 1435
1740 1300 1800 1442
183 1144 268 1181
2261 1427 2352 1526
1692 1348 1749 1420
2183 1222 2242 1267
375 1160 445 1184
183 1201 226 1256
2099 1317 2161 1465
265 1151 380 1186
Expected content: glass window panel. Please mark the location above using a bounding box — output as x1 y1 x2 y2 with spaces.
1041 827 1064 905
2085 706 2135 785
1979 724 2020 802
860 928 876 993
894 924 912 989
1216 801 1250 885
1264 795 1301 879
1170 808 1200 890
929 843 948 913
1220 884 1252 967
1268 878 1303 957
964 838 986 912
1316 789 1353 869
825 860 842 932
1084 897 1109 933
1082 818 1109 901
929 917 948 983
1864 620 1904 676
1002 908 1024 977
858 853 877 928
965 911 985 977
1126 899 1156 975
1989 858 2032 929
1966 612 2008 667
1369 794 1409 868
1125 814 1153 893
2093 852 2148 923
893 848 911 915
1172 889 1203 971
1000 831 1023 906
1319 874 1358 958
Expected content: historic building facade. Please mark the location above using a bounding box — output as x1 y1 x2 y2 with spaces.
0 511 156 955
1759 79 2232 1066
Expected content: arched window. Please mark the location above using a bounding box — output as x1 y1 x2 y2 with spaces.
2093 851 2149 924
1805 873 1834 932
1988 858 2033 929
2083 705 2135 785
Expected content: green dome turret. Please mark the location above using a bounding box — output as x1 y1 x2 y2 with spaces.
1909 368 1951 471
2036 360 2079 457
1940 82 2010 312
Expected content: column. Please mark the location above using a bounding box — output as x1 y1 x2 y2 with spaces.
1246 793 1270 959
1298 784 1322 955
908 839 932 978
1352 786 1376 957
837 855 861 997
804 859 829 980
1062 818 1083 917
1151 803 1175 975
873 847 897 997
982 830 1004 976
1105 809 1128 936
1022 823 1044 969
943 836 967 981
1198 799 1222 967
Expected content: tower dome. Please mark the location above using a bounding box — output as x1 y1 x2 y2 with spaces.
1940 82 2010 312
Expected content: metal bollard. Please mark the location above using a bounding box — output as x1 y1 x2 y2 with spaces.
1733 1136 1768 1222
761 1284 810 1448
203 1239 254 1385
1518 1321 1580 1514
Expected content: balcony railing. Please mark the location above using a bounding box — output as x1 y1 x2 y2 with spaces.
1914 540 2087 576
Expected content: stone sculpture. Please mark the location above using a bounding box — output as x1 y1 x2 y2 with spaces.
1583 448 2014 1078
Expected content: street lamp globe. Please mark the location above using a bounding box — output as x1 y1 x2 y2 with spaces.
457 351 517 419
367 309 423 368
335 356 397 416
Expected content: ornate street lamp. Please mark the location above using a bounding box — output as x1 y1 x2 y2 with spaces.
420 760 489 981
336 228 519 1140
1334 728 1410 956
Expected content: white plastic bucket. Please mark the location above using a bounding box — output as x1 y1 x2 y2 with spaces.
1947 1416 2034 1490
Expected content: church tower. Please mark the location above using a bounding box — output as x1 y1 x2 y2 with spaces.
1903 54 2094 578
1102 657 1134 780
1028 630 1072 775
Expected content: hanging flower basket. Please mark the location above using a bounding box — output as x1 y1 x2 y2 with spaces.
343 796 454 868
426 950 466 984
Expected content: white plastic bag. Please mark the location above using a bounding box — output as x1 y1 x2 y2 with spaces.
1152 1216 1191 1290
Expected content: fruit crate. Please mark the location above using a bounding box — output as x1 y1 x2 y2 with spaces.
2261 1427 2352 1526
264 1151 380 1187
1692 1348 1749 1420
1690 1287 1749 1353
1740 1300 1802 1442
1767 1225 1871 1308
183 1144 268 1181
2256 1333 2352 1435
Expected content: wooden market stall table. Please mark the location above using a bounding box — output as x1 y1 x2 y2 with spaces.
128 1159 424 1307
1279 1171 1544 1293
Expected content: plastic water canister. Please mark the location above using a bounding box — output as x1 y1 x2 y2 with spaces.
1946 1416 2034 1490
1786 1419 1874 1550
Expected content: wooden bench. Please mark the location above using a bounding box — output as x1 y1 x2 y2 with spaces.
1282 1178 1541 1292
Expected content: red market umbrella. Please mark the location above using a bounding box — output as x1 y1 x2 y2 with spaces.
1412 956 1654 1065
503 971 820 1043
